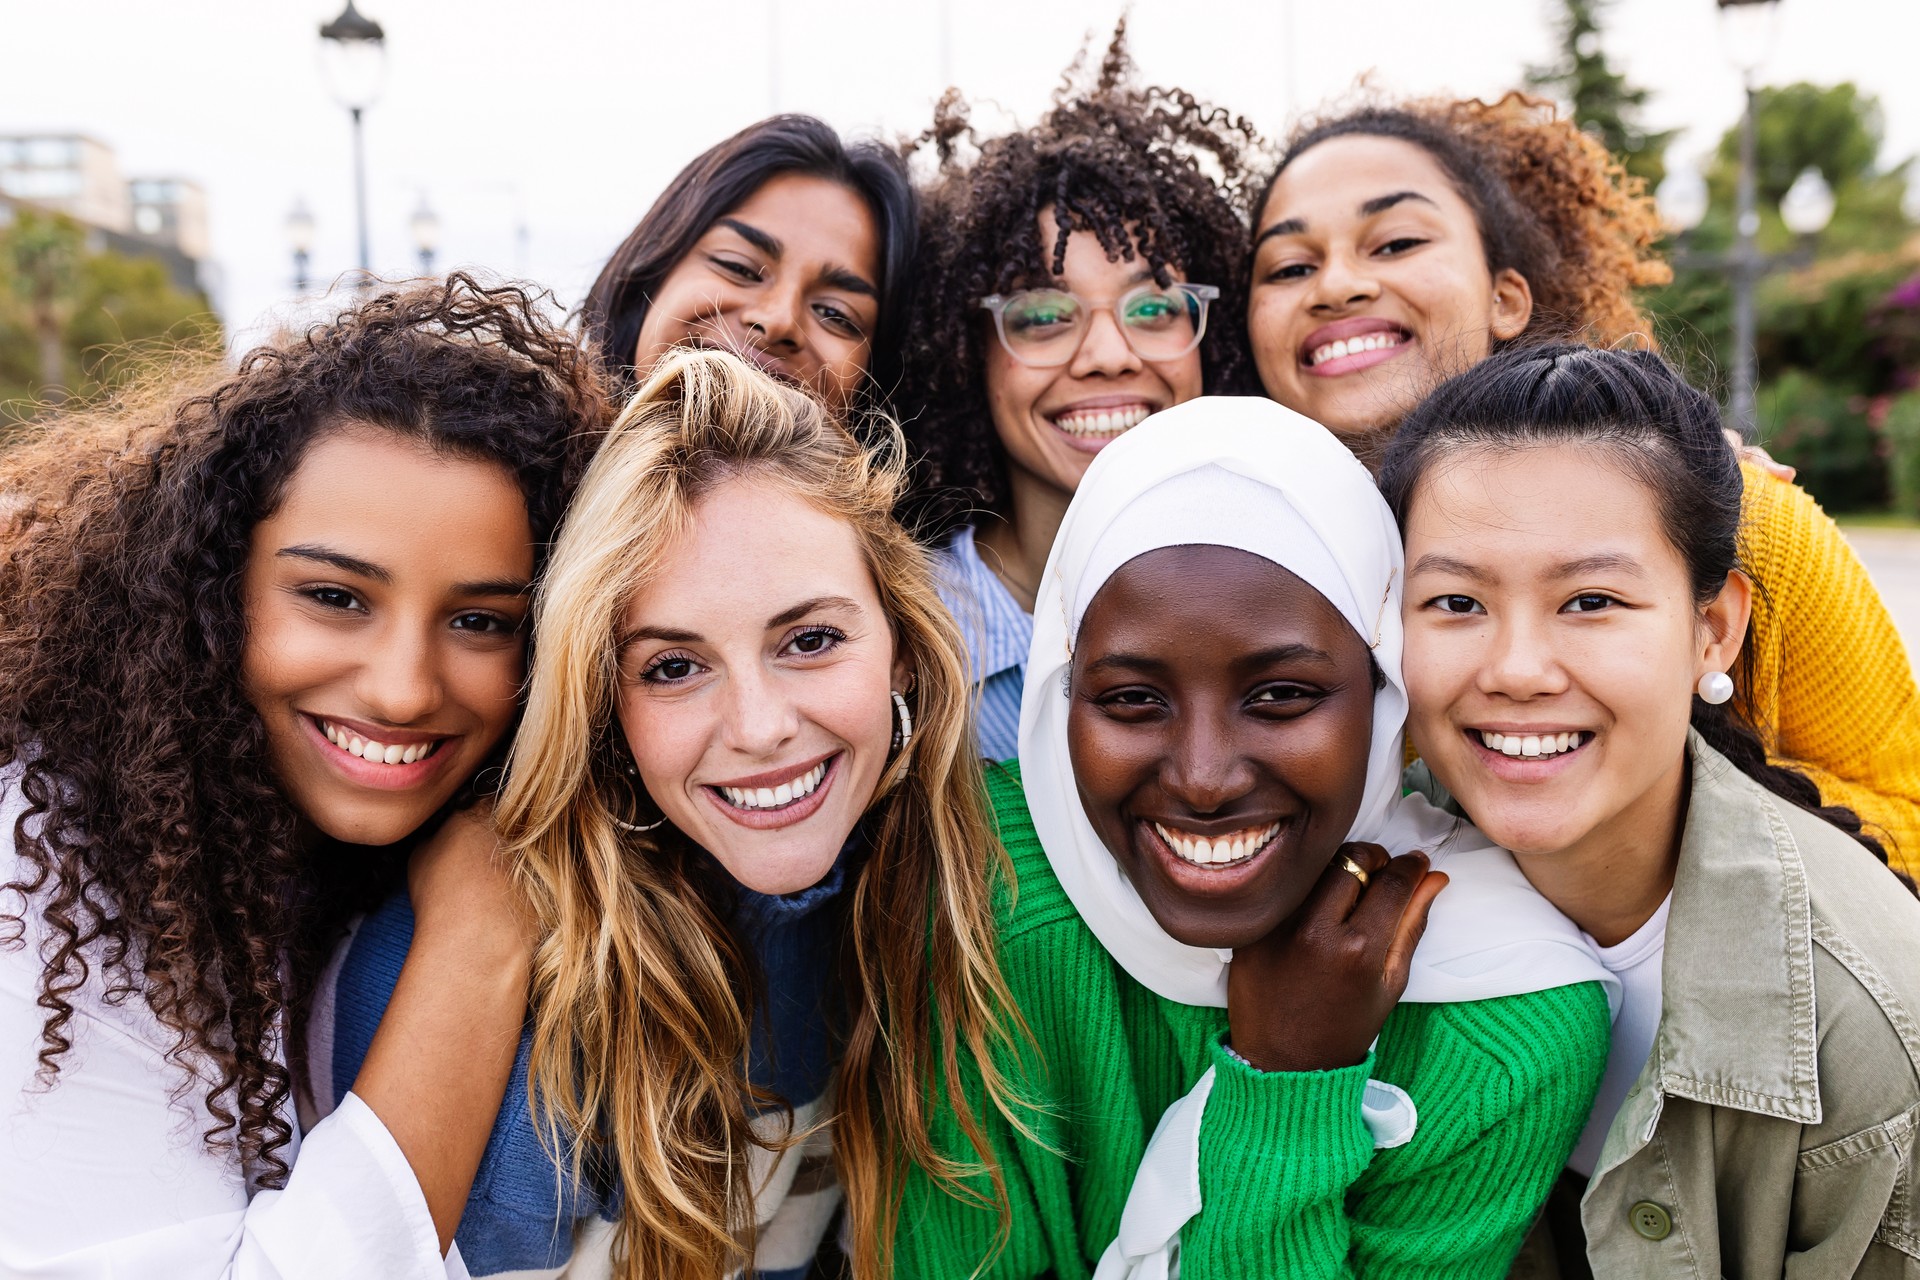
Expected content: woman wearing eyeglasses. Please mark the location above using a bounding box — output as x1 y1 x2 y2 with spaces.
897 23 1261 760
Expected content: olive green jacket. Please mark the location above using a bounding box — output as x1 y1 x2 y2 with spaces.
1513 733 1920 1278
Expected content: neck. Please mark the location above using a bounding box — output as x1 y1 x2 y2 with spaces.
1511 750 1690 948
973 466 1072 614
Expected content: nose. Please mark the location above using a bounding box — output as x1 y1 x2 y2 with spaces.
719 662 802 759
1160 701 1256 817
1068 303 1145 378
353 616 446 727
1307 247 1381 313
1477 614 1571 702
738 276 805 353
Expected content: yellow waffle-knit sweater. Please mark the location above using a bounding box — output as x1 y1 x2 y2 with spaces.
1737 461 1920 877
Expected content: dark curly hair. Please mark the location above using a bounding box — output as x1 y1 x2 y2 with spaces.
1381 344 1908 888
0 274 610 1189
580 114 917 405
896 21 1263 536
1262 93 1671 352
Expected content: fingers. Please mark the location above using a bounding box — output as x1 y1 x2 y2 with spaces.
1344 850 1431 955
1381 869 1449 992
1299 841 1390 924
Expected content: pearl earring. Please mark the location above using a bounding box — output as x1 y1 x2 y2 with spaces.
1696 671 1734 705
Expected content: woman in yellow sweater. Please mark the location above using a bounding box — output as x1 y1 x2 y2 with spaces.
1243 91 1920 875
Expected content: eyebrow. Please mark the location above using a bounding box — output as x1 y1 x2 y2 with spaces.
278 544 529 598
1253 190 1439 250
278 545 389 584
1359 190 1436 217
719 218 877 300
618 595 863 650
718 217 780 258
1081 641 1335 678
1410 551 1645 582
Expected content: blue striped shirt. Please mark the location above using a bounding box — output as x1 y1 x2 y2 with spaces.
933 525 1033 765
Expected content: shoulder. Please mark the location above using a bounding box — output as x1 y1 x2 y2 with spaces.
1738 462 1866 588
1382 983 1611 1101
1778 801 1920 1092
981 763 1092 957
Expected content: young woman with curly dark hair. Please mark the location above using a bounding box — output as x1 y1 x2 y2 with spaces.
581 114 916 415
0 275 608 1277
896 23 1262 761
1245 92 1920 880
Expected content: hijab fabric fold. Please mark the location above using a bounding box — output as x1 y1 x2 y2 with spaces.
1014 397 1615 1280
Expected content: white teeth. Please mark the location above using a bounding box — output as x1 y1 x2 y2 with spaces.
1478 730 1587 759
1054 404 1153 437
720 761 829 811
1152 822 1280 868
1311 330 1406 366
319 720 439 767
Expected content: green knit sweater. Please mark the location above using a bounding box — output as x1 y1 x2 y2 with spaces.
896 763 1609 1279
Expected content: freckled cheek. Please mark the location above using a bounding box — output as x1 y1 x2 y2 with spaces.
617 697 710 804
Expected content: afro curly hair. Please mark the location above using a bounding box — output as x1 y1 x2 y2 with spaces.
896 20 1264 537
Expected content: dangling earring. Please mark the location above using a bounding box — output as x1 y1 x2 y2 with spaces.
1696 670 1734 705
611 757 667 834
890 689 915 754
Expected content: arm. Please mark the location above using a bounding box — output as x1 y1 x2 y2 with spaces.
346 806 534 1254
0 810 524 1279
1739 464 1920 875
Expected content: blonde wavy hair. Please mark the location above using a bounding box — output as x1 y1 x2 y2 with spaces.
498 347 1025 1279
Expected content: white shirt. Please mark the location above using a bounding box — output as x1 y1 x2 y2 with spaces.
0 773 465 1279
1566 892 1672 1178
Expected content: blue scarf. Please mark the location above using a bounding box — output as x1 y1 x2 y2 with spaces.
324 838 857 1275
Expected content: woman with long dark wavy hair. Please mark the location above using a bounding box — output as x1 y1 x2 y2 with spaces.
0 276 607 1277
581 113 916 414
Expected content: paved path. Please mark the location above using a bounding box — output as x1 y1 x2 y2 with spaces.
1843 525 1920 668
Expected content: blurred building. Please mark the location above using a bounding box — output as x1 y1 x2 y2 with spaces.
0 133 218 308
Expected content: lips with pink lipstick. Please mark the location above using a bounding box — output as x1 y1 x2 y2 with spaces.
704 751 840 831
1299 317 1413 378
1048 397 1158 453
304 712 459 792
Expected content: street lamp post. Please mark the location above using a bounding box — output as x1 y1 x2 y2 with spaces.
319 2 386 289
1716 0 1781 440
410 194 440 277
286 199 316 293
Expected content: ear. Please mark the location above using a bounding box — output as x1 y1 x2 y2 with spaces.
1489 268 1534 343
1698 569 1753 679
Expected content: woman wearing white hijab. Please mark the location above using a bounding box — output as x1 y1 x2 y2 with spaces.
894 396 1616 1278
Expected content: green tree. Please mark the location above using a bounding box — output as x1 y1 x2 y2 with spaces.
1526 0 1675 186
0 207 220 420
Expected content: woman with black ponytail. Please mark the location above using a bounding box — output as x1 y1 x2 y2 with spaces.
1382 344 1920 1279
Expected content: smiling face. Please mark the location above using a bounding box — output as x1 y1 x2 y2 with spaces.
1066 545 1375 948
634 173 882 413
1248 136 1533 465
984 208 1206 509
1401 442 1748 873
614 475 905 895
240 426 534 846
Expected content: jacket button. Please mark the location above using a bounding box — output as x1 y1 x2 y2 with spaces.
1630 1201 1673 1241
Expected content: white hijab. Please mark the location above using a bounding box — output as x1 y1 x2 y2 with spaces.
1015 397 1614 1279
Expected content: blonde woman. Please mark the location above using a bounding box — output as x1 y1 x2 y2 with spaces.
310 348 1025 1280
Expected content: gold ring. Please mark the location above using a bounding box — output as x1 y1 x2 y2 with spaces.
1338 854 1370 888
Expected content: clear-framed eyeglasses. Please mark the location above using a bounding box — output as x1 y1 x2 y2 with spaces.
978 282 1221 368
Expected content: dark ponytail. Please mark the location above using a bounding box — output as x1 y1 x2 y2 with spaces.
1379 344 1901 878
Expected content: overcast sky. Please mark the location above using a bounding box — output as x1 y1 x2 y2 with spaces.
3 0 1916 349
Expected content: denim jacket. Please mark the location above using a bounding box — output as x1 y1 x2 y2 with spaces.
1515 732 1920 1278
